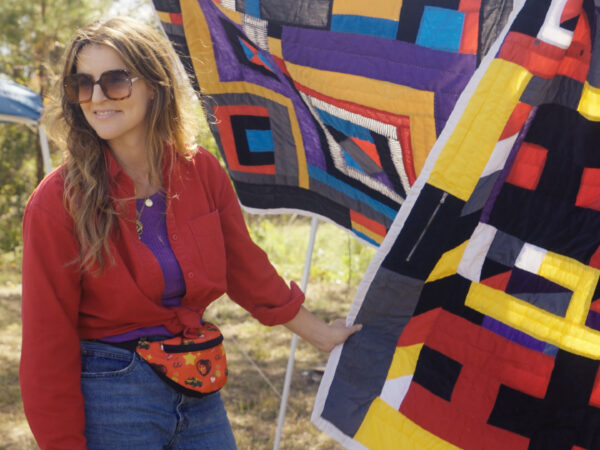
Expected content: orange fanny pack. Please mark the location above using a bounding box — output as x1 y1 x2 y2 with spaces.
136 322 227 397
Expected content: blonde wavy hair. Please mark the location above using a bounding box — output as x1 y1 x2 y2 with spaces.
43 17 199 273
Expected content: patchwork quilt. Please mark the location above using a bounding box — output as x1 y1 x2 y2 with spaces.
152 0 600 447
312 0 600 448
151 0 512 245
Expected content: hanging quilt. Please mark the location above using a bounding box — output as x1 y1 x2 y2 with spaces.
312 0 600 447
151 0 512 245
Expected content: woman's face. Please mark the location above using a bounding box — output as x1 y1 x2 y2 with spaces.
75 44 154 148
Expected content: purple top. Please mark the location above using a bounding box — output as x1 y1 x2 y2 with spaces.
102 191 186 342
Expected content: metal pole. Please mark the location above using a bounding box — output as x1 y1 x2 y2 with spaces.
273 216 319 449
38 125 52 175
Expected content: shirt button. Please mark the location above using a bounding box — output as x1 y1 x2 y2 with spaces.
188 272 195 279
172 234 178 240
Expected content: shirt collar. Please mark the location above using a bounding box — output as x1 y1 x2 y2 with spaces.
105 145 124 180
104 143 180 200
104 147 135 202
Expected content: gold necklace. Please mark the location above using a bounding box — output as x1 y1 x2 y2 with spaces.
135 196 154 238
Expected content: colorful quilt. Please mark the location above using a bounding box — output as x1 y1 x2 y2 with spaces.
312 0 600 448
151 0 512 245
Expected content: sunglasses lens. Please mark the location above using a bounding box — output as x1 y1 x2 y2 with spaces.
101 70 132 100
64 74 93 104
63 70 134 104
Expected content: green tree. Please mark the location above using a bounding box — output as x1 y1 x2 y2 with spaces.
1 0 113 179
0 125 36 253
0 0 113 268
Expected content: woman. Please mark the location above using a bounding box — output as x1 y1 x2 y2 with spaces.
20 17 361 449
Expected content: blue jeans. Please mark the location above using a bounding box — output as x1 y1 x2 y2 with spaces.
80 340 237 450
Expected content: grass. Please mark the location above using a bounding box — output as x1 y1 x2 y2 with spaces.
0 285 36 449
0 215 375 449
0 248 21 287
208 281 359 449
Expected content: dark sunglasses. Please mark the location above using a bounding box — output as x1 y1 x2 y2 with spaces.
63 69 139 104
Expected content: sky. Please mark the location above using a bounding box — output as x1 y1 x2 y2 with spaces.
107 0 157 24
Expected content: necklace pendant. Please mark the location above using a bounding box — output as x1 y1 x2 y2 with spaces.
136 219 143 238
144 197 154 208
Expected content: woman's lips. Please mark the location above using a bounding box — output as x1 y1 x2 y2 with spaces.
93 109 120 119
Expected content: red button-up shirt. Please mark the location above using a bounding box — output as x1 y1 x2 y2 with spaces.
20 148 304 449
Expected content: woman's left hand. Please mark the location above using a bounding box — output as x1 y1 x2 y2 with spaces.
319 318 363 352
283 306 362 353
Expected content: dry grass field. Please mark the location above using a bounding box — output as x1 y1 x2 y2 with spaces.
0 283 33 449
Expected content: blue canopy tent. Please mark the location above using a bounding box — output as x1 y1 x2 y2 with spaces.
0 77 52 175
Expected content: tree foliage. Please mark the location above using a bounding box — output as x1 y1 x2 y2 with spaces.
1 0 115 92
0 125 36 253
0 0 113 262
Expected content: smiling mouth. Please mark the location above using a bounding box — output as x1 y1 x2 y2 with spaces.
94 110 120 119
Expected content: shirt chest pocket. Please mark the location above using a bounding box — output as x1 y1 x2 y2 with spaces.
188 211 227 289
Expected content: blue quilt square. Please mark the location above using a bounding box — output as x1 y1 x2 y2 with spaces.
331 15 398 39
245 0 260 18
416 6 464 53
245 129 274 152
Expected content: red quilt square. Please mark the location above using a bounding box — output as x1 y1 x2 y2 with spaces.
214 105 276 175
506 143 548 190
576 168 600 211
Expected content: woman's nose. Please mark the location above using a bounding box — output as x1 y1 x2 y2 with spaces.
90 83 107 102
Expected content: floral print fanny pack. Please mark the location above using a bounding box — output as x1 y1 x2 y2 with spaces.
136 321 228 397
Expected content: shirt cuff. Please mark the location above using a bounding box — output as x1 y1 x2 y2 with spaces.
251 281 305 326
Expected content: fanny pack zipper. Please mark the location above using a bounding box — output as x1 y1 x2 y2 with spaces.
161 334 224 353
